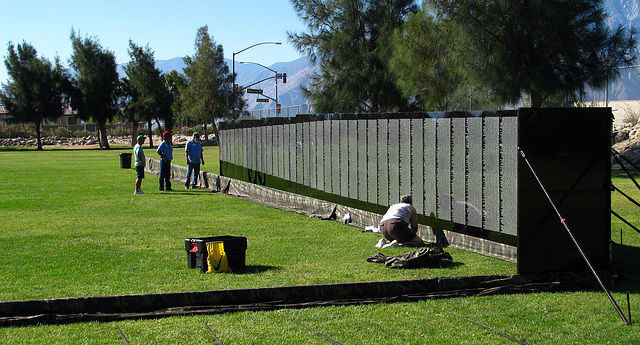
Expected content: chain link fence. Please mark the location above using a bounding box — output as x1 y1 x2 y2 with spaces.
246 104 312 119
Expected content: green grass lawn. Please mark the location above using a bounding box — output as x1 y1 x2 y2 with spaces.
0 146 639 344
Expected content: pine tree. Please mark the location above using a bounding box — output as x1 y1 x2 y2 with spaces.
121 40 173 147
289 0 419 113
182 26 240 144
390 11 460 111
390 10 505 111
0 42 67 150
164 70 187 126
69 30 119 149
428 0 637 107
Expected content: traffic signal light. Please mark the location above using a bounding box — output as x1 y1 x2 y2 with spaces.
276 104 281 108
282 73 287 83
233 84 239 90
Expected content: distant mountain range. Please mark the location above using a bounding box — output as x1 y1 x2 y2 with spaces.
119 0 640 111
599 0 640 101
118 56 317 111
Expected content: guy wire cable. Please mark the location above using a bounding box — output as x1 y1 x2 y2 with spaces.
612 152 640 192
611 183 640 235
628 292 633 325
203 322 224 345
441 310 531 345
611 183 640 208
611 209 640 235
611 148 640 186
116 325 130 345
611 183 640 234
284 315 343 345
519 148 630 325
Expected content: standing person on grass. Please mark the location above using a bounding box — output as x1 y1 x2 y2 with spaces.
377 195 424 248
156 131 173 191
184 132 205 189
133 135 146 195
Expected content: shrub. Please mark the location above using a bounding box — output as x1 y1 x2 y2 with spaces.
171 125 183 135
622 104 640 126
49 127 70 138
72 130 94 138
192 124 204 134
179 125 204 136
138 128 150 136
108 127 129 137
180 126 191 135
0 124 36 138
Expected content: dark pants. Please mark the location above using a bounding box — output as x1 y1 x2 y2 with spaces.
159 159 172 190
185 162 201 188
380 219 415 243
135 165 145 179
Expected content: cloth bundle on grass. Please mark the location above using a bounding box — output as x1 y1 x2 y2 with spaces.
367 246 453 269
206 241 232 273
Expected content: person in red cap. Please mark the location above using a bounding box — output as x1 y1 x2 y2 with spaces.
156 131 173 191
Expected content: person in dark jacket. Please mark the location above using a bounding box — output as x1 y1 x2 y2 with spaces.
156 131 173 191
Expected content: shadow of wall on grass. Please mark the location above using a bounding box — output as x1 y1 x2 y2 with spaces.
612 243 640 293
231 265 282 275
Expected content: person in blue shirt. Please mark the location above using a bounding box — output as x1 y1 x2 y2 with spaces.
184 132 205 189
156 131 173 191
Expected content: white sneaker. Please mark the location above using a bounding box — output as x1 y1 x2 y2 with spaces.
134 190 144 195
382 240 399 249
375 238 387 248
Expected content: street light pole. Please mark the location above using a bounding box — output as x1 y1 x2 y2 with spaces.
232 42 281 112
240 61 279 112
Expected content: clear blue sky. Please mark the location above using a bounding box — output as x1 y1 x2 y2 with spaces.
0 0 307 83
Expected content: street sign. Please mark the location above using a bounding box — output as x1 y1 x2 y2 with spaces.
246 88 263 94
256 98 269 102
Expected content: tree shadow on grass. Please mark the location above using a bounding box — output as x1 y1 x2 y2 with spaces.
444 261 465 270
157 189 216 196
0 147 32 152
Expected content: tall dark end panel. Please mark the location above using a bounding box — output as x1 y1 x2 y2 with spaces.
517 108 611 273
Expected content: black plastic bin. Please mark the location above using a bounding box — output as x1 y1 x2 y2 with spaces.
185 236 247 272
119 153 132 169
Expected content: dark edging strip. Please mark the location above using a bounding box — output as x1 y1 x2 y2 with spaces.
0 271 594 326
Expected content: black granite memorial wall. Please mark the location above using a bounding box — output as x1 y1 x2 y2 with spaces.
218 108 612 273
